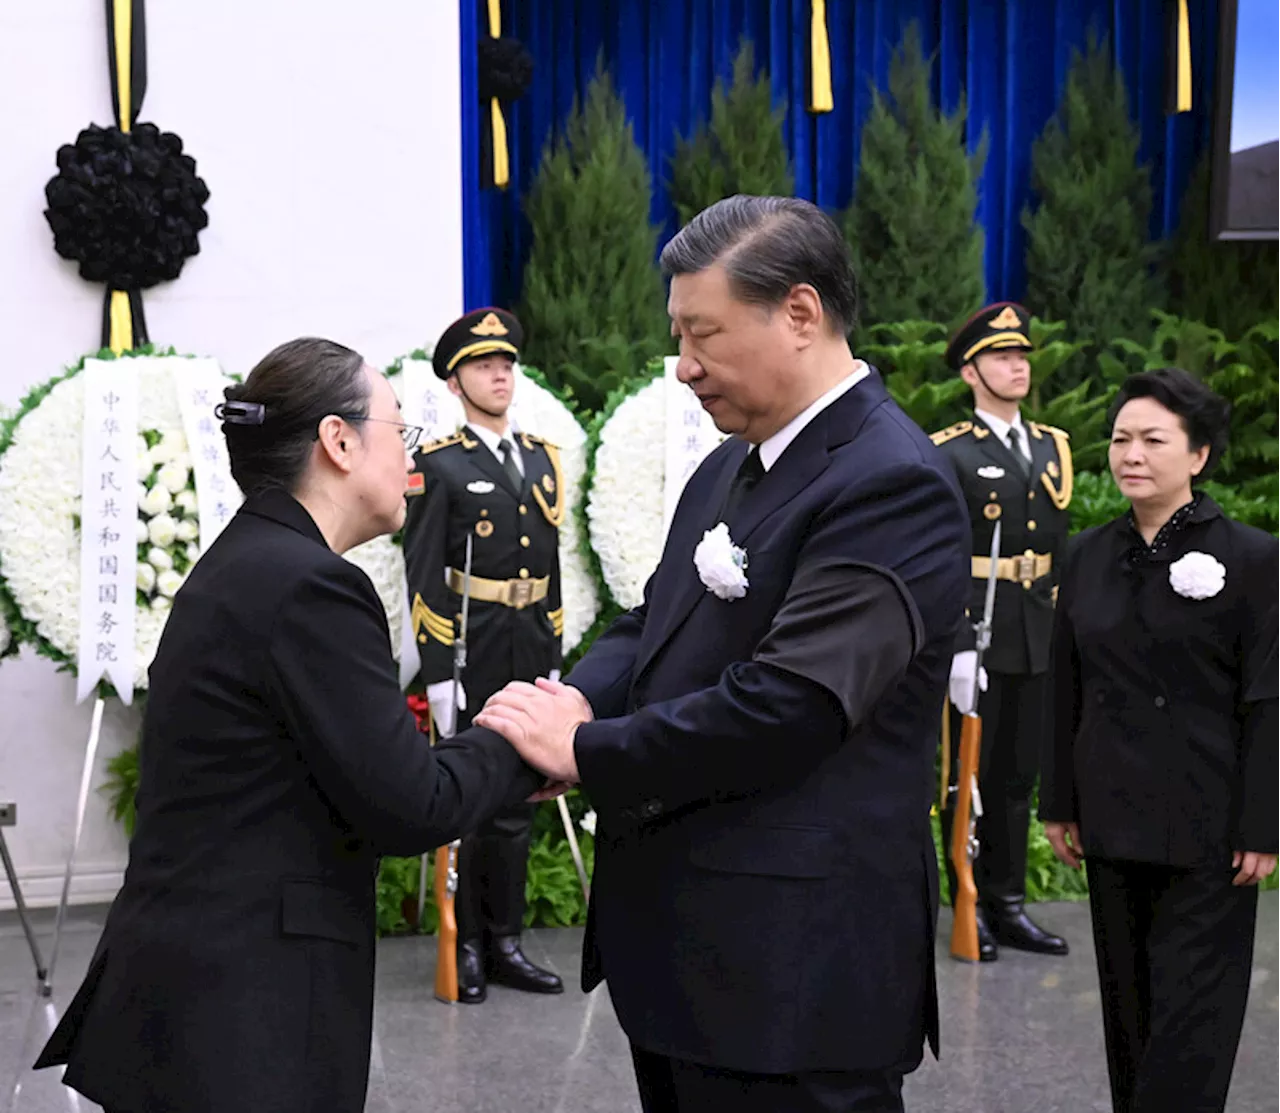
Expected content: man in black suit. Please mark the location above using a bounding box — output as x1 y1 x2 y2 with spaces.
478 196 971 1112
402 308 565 1002
931 303 1072 962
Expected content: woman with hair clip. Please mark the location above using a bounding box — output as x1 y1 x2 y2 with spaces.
1041 368 1277 1113
36 338 543 1113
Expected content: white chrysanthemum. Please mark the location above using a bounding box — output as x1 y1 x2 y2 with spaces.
175 518 199 542
141 484 172 516
157 460 190 494
509 367 600 651
0 356 235 690
174 489 198 516
147 546 173 572
344 537 408 662
135 518 149 545
156 569 185 598
147 513 178 548
586 378 667 610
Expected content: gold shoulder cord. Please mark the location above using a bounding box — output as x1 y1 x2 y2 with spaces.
532 441 566 528
1037 425 1074 510
930 421 973 447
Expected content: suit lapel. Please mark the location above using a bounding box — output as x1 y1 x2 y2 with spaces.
634 375 884 681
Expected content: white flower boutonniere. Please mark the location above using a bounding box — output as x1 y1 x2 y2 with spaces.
1169 551 1226 600
694 522 749 601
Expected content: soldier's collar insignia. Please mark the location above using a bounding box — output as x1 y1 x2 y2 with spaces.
989 306 1021 330
470 312 509 337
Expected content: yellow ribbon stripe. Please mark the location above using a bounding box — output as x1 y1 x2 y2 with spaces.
486 0 510 188
809 0 833 114
113 0 133 132
1175 0 1192 113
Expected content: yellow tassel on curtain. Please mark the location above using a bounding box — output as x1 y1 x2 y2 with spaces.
487 0 510 187
809 0 833 114
111 0 136 352
1175 0 1192 113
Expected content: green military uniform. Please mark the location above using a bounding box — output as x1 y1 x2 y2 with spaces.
933 301 1073 960
401 307 565 1001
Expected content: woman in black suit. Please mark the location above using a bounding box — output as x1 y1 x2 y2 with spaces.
1041 368 1276 1113
36 339 543 1113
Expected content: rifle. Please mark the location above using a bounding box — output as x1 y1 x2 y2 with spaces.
432 534 473 1003
949 520 1001 964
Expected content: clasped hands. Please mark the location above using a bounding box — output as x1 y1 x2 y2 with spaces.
474 677 593 800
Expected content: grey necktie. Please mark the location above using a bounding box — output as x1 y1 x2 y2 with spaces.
499 438 522 491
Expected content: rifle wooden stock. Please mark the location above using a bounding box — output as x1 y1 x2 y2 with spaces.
433 841 459 1003
949 711 983 963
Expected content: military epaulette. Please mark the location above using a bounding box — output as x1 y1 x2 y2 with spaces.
416 432 466 457
519 431 560 451
1030 422 1071 441
930 421 973 446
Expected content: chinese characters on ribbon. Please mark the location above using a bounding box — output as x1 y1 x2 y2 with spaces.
400 357 465 444
174 357 243 554
663 356 726 536
77 361 140 703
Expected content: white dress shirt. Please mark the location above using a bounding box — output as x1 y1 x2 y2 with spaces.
757 360 871 472
974 407 1032 465
467 422 525 477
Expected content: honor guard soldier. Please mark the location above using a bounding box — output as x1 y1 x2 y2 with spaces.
403 307 567 1002
932 301 1073 962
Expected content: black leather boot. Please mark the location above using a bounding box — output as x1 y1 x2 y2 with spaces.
457 939 487 1003
986 897 1069 956
486 934 564 994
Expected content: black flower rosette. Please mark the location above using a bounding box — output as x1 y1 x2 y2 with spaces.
44 122 210 293
478 36 534 104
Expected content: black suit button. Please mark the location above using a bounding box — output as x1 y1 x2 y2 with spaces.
1154 696 1167 709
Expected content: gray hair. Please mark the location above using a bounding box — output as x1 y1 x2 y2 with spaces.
660 195 858 335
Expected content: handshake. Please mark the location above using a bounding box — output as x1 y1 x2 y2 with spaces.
428 675 594 793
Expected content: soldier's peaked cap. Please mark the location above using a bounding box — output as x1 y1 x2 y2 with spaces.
946 302 1033 370
432 307 524 380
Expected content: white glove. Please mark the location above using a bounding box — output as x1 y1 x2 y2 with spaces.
948 650 988 716
426 680 466 738
549 669 561 683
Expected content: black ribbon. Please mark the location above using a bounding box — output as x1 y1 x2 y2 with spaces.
105 0 148 129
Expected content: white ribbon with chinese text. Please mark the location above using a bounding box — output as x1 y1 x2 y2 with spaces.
76 360 140 704
173 357 243 556
663 356 726 536
400 358 464 443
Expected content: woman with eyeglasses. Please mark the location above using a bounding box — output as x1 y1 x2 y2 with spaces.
36 338 543 1113
1040 368 1277 1113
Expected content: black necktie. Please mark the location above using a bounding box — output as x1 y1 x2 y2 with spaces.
1007 427 1031 479
722 448 765 520
499 438 522 492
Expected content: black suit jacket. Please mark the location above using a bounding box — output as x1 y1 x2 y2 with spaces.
931 414 1072 674
567 372 970 1074
1040 497 1278 867
36 489 541 1113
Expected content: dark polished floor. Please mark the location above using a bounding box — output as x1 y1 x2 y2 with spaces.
2 898 1275 1112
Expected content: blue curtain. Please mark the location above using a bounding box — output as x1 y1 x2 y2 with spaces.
462 0 1219 314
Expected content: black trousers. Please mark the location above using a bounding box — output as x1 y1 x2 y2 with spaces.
455 674 535 944
631 1045 906 1113
941 670 1044 910
1086 857 1258 1113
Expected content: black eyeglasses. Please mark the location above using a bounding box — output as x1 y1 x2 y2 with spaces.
334 415 424 451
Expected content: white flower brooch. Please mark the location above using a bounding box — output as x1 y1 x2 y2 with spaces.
1168 551 1226 600
694 522 749 601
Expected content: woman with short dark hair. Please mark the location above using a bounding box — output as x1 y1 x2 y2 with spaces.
36 338 542 1113
1041 367 1277 1112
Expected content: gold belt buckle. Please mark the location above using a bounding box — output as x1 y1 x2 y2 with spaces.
508 579 535 609
1014 552 1037 586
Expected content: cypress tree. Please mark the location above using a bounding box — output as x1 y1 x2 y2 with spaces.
669 40 794 227
518 62 669 414
842 22 987 331
1022 35 1158 346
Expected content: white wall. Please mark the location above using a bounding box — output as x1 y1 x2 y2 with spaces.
0 0 463 908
